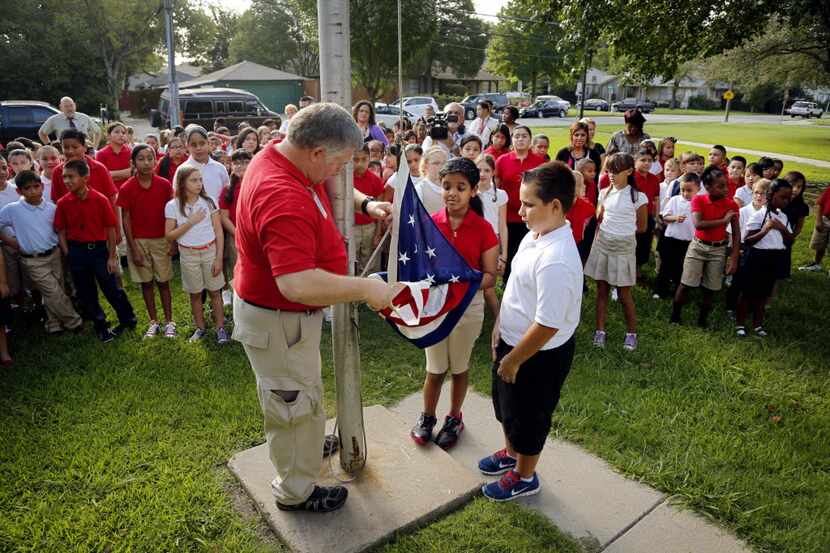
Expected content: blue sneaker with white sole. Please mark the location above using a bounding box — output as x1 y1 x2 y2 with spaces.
482 470 540 502
478 448 518 476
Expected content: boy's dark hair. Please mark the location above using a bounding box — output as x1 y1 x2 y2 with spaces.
712 144 726 155
64 158 89 177
757 156 774 169
439 158 484 217
731 155 746 166
263 118 275 126
701 165 725 189
522 161 575 211
477 99 493 111
747 162 764 177
106 121 126 135
5 141 25 152
14 170 40 189
60 128 87 145
230 148 253 163
404 143 423 156
355 143 370 155
513 125 532 138
680 172 701 185
368 160 382 169
503 106 520 121
460 134 483 149
300 95 315 103
636 147 654 160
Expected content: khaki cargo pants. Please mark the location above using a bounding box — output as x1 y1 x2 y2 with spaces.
232 297 325 506
21 249 82 332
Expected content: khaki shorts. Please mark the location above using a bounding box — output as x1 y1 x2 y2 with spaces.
179 242 225 294
810 216 830 252
425 291 485 375
354 222 379 275
681 238 727 291
128 238 173 283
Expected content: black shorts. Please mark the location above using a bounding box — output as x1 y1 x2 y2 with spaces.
492 336 576 456
0 298 12 327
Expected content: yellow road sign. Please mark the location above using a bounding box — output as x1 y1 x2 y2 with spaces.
723 90 735 101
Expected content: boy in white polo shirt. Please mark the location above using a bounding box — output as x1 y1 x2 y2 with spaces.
0 170 82 334
480 161 583 502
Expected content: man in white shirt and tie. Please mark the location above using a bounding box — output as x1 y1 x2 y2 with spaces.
38 97 101 146
468 100 499 148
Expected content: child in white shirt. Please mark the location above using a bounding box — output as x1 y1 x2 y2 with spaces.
655 174 699 299
476 153 508 317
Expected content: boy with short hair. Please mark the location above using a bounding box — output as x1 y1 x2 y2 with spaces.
0 170 82 334
655 173 700 299
531 135 551 161
670 166 740 327
634 148 661 271
53 159 135 342
708 144 728 173
727 155 746 199
352 145 386 275
51 129 117 204
799 185 830 273
669 152 705 197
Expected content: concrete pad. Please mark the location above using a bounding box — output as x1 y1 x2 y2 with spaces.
228 404 482 553
391 388 665 548
604 501 751 553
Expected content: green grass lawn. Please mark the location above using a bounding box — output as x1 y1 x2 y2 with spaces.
577 108 757 117
530 125 830 184
1 228 829 550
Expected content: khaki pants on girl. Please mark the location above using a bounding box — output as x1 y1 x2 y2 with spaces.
232 297 325 506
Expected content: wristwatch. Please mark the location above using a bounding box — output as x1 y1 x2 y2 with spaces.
361 196 374 215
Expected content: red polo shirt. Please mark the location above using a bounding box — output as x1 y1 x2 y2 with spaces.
495 151 546 223
353 170 385 225
634 170 660 215
726 176 742 199
817 188 830 217
51 156 117 202
431 208 498 270
116 175 173 239
54 188 117 242
691 194 739 242
234 141 347 311
483 145 509 161
95 144 132 188
566 197 596 243
218 183 241 225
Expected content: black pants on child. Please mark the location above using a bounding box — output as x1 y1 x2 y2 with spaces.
505 222 529 284
635 215 656 268
68 241 135 332
655 236 690 298
492 336 576 456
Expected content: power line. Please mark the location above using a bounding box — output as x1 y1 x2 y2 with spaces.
436 40 569 62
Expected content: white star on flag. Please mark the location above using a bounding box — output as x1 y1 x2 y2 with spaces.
449 275 460 283
425 273 436 285
408 214 416 226
399 251 410 265
426 246 436 258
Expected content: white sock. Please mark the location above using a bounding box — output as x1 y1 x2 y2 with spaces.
520 474 534 482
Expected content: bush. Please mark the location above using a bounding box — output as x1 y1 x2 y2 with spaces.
687 95 722 110
434 94 459 109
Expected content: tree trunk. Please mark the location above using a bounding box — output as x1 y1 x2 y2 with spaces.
670 82 679 109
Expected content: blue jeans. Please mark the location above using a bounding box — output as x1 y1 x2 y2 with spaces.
68 242 135 332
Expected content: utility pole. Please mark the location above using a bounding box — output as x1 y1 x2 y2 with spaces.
578 45 592 119
163 0 180 128
397 0 404 130
317 0 367 474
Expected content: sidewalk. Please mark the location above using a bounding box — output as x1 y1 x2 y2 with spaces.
676 139 830 169
391 388 752 553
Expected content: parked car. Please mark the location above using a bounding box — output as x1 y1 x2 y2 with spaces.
534 95 571 112
150 88 279 132
373 103 418 127
520 99 570 118
787 101 823 118
460 93 510 120
579 98 610 111
0 100 60 146
611 98 655 113
389 96 439 119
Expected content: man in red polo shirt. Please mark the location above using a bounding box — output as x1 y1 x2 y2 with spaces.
494 125 545 281
54 159 136 342
232 103 398 513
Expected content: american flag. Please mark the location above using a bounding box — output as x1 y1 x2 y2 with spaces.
371 167 482 348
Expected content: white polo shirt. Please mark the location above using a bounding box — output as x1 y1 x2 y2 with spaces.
746 207 788 250
661 195 694 241
499 222 583 350
0 199 59 254
414 177 445 215
164 197 218 247
174 157 229 205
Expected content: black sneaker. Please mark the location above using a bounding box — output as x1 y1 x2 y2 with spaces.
410 413 438 445
277 485 348 513
97 329 116 343
435 414 464 450
323 434 339 457
111 321 137 336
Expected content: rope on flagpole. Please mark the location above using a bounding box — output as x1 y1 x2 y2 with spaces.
359 227 392 278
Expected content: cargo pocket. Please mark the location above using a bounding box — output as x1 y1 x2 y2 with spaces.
261 386 319 429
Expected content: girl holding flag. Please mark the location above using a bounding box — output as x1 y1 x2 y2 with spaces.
410 158 499 450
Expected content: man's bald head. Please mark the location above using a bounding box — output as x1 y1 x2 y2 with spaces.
59 97 76 117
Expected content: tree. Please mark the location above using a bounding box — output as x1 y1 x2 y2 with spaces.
182 5 239 72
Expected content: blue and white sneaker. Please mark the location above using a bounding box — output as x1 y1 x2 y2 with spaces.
478 448 518 476
482 470 540 502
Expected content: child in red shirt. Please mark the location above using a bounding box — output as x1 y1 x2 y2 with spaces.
670 165 740 327
96 122 132 188
411 157 499 451
54 159 136 342
219 148 252 306
352 144 386 275
118 144 175 338
633 148 660 274
155 136 187 182
566 171 595 265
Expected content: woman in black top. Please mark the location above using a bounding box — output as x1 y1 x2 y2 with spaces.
555 121 602 175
